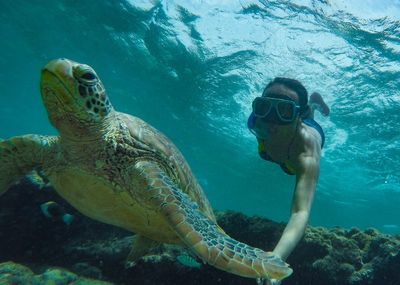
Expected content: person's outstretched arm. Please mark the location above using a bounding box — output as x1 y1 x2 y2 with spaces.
273 151 320 261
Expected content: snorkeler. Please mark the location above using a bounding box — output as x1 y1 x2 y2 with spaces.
248 77 329 285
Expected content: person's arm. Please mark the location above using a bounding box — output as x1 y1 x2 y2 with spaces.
272 153 320 261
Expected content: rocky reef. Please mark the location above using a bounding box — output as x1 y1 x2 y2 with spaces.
0 261 112 285
0 177 399 285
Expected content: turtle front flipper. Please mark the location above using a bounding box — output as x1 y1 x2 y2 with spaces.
0 135 57 195
134 160 293 281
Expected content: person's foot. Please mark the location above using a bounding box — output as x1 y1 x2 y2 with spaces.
310 92 330 116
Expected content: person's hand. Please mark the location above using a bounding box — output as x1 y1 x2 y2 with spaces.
266 279 281 285
255 252 290 285
256 278 281 285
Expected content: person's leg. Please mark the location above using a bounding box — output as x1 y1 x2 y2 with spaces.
309 92 330 117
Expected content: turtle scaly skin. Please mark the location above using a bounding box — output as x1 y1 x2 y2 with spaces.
0 59 292 281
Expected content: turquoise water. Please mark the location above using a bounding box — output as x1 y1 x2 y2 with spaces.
1 0 399 234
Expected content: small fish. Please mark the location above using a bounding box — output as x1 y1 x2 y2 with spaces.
176 254 202 269
40 201 74 225
382 224 400 234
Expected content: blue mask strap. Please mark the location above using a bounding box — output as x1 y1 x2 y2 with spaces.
247 112 257 129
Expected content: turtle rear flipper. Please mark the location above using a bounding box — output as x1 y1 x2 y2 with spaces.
0 135 56 195
125 234 161 267
134 160 293 281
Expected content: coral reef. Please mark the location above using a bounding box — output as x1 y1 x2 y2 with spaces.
0 261 112 285
0 177 399 285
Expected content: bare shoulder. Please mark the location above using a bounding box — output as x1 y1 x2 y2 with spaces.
301 122 322 156
294 123 322 174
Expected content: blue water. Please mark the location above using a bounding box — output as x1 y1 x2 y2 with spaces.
1 0 399 234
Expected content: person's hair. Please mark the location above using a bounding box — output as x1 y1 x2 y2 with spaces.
262 77 309 114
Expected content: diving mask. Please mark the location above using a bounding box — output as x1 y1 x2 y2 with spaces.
248 97 301 138
252 97 301 123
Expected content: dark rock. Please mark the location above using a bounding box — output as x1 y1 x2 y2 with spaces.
72 262 103 280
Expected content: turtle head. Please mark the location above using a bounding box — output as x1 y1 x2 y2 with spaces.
40 59 114 138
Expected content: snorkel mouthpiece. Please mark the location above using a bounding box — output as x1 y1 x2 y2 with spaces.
248 112 270 139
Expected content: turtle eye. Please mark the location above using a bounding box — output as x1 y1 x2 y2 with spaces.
73 65 98 85
81 72 96 81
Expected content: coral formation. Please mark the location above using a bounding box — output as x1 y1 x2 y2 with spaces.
0 178 399 284
0 261 112 285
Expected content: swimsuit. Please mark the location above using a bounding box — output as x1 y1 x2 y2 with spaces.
257 118 325 175
303 118 325 148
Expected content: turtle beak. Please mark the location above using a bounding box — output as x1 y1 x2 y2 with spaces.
42 58 74 77
40 59 76 108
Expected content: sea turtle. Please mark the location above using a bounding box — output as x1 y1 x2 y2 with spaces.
0 59 292 281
